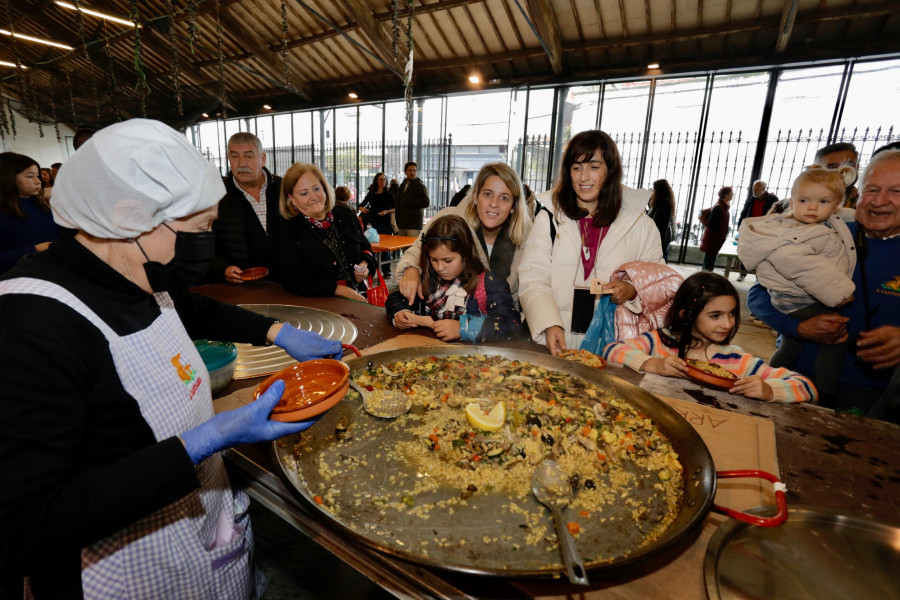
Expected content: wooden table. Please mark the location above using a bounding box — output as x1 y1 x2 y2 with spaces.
369 233 418 274
196 281 900 598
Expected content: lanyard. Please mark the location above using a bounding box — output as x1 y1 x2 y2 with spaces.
579 217 609 278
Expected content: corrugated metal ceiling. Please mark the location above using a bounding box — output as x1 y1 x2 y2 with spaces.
0 0 896 129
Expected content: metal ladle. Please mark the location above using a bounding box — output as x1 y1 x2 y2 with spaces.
531 459 590 585
349 380 411 419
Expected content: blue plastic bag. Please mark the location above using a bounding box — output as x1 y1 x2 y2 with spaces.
580 295 617 354
364 226 380 243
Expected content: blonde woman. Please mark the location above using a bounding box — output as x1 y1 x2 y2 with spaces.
273 163 376 300
395 161 532 308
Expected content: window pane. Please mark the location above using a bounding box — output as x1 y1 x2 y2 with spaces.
446 91 511 204
359 104 385 195
507 88 528 177
762 65 846 200
522 88 555 192
312 109 334 183
644 76 707 221
255 116 274 173
599 81 651 188
272 113 293 175
291 112 314 165
568 85 600 140
696 72 770 240
416 97 448 210
384 101 409 186
196 120 226 174
335 107 358 198
838 58 900 165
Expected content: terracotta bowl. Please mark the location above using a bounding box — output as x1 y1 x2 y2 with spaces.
240 267 269 281
685 362 738 389
253 359 350 422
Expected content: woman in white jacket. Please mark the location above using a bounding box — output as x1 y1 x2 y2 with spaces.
518 130 664 353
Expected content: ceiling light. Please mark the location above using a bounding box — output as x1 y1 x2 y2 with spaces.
202 112 209 118
647 63 660 70
0 29 74 50
468 75 480 84
0 60 28 69
263 104 272 110
348 92 358 99
55 1 136 28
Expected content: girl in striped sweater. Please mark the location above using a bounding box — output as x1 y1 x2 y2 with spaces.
603 271 816 403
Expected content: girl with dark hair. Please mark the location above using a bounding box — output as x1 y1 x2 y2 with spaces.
385 214 522 342
603 272 816 403
648 179 676 260
518 130 667 354
0 152 59 274
358 172 396 272
700 186 733 271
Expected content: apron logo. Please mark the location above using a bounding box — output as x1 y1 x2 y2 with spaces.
880 275 900 291
171 353 197 385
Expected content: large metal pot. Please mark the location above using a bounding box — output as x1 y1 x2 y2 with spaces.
272 345 784 578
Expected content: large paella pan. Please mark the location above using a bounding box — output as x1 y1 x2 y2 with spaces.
274 346 719 577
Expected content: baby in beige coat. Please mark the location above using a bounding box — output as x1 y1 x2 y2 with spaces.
737 165 856 403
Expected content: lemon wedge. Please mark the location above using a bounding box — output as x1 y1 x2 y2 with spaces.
465 402 506 432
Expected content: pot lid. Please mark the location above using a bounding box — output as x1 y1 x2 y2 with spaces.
705 505 900 599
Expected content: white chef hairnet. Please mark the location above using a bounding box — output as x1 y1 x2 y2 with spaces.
52 119 226 239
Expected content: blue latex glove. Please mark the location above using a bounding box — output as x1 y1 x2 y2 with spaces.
274 324 342 362
181 380 318 464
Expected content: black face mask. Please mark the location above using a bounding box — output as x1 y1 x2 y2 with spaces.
139 224 216 291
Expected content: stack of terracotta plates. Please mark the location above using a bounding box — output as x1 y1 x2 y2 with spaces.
253 359 350 422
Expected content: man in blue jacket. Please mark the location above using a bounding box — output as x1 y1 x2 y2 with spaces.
747 148 900 421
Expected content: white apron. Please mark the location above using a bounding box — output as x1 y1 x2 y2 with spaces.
0 278 262 600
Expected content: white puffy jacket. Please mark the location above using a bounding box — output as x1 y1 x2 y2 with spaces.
518 186 663 348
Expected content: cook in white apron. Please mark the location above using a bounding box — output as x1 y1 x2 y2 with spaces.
3 278 262 600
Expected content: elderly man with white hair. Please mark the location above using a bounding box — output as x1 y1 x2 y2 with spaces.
748 147 900 422
0 119 341 598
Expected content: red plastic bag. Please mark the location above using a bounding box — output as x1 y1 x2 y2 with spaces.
366 266 389 307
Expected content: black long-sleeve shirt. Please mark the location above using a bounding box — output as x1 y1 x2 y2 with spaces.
0 235 275 595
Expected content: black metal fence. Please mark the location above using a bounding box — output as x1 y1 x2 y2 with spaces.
514 125 895 243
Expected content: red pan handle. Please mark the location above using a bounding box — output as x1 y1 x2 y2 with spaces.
712 469 789 527
342 344 362 357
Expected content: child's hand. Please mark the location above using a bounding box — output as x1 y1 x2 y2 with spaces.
730 376 774 401
641 356 688 377
431 319 461 341
393 310 419 329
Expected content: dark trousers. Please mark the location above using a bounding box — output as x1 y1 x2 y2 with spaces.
770 303 847 401
702 252 718 271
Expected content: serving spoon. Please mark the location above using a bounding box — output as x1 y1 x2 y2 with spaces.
349 380 411 419
531 459 590 585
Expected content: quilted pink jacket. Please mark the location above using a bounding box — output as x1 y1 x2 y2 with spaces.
610 261 683 341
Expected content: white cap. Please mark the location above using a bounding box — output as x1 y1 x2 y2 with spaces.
52 118 225 239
